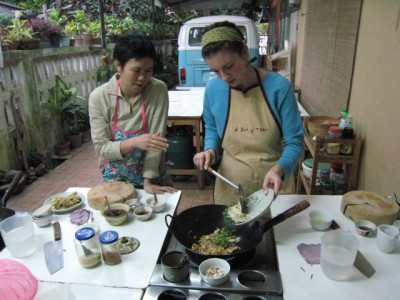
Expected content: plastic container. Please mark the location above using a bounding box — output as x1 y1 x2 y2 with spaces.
99 230 121 265
334 179 348 195
325 126 342 155
320 229 359 281
75 227 101 268
0 213 35 258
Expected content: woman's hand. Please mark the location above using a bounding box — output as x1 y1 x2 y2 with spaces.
263 165 284 196
143 178 177 194
121 133 168 155
193 148 216 170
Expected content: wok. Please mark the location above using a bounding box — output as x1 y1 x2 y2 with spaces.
0 171 24 251
165 200 310 263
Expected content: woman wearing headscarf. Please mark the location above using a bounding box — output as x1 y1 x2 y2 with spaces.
193 21 304 205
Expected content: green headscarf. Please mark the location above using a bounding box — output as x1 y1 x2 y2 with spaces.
201 26 243 48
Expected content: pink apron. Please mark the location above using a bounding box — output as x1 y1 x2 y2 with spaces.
103 80 171 188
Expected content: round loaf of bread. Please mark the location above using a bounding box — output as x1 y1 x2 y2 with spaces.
87 181 135 210
341 190 399 225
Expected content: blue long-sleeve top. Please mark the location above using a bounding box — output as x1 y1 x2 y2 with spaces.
202 71 304 180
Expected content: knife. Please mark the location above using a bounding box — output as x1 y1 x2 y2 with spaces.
44 222 64 275
331 220 375 278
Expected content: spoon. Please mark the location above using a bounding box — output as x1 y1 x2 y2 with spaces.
104 196 116 216
153 193 158 205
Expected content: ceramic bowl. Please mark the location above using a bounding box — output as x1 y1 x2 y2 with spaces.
355 220 377 237
309 210 333 231
125 198 140 212
32 204 52 218
199 258 230 286
101 203 130 226
133 206 153 221
32 210 53 227
145 196 166 213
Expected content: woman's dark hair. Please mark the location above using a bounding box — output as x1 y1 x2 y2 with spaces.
113 34 156 68
201 21 245 59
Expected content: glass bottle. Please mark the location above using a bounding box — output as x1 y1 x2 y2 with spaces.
75 227 101 268
99 230 121 265
341 127 355 155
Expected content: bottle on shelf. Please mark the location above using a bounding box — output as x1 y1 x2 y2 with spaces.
341 127 355 155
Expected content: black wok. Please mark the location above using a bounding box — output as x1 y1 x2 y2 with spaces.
0 171 24 251
165 200 309 264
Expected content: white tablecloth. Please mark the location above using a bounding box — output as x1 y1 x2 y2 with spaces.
271 195 400 300
0 188 181 291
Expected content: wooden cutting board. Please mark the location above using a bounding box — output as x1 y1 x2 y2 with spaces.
87 181 136 210
341 190 399 225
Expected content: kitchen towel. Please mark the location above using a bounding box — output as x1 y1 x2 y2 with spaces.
297 243 321 265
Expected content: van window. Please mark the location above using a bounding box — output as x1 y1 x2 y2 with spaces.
188 26 248 47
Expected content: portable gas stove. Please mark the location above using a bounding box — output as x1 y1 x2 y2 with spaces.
143 227 283 300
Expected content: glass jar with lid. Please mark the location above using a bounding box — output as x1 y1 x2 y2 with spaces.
325 126 342 155
99 230 121 265
74 227 101 268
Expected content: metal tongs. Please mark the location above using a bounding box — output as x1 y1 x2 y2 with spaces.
207 167 246 213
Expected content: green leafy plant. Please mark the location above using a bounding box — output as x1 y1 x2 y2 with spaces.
48 9 67 26
84 21 101 37
64 20 78 36
5 18 34 40
42 75 86 138
73 10 87 35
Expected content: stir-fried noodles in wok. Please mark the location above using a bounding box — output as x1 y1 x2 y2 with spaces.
191 227 240 255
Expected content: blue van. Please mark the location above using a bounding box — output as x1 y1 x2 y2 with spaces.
177 15 261 87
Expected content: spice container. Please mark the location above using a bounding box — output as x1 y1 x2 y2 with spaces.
325 126 342 155
341 127 355 155
99 230 121 265
75 227 101 268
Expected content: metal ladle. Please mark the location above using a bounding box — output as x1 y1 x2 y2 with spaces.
207 167 246 212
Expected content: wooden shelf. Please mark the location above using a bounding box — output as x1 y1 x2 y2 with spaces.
296 117 363 195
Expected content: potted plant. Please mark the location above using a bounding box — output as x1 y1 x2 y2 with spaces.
63 20 78 46
83 20 101 45
72 10 86 46
30 18 62 48
3 18 38 50
48 9 69 47
42 75 86 153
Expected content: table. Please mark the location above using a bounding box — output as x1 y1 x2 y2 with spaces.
0 187 182 299
271 195 400 300
168 88 205 189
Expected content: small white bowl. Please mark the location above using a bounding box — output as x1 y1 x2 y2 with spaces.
125 198 140 212
134 206 153 221
32 211 53 227
199 258 230 286
32 204 52 218
309 210 333 231
355 220 377 237
145 196 166 213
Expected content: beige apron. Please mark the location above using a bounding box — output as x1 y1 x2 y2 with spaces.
214 71 295 206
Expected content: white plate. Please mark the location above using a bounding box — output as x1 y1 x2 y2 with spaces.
44 191 85 213
226 188 275 225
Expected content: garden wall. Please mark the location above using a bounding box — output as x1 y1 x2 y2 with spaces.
0 46 102 171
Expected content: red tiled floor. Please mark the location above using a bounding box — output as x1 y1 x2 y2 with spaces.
6 141 214 213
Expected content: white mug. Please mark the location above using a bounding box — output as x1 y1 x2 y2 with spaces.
377 224 399 253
